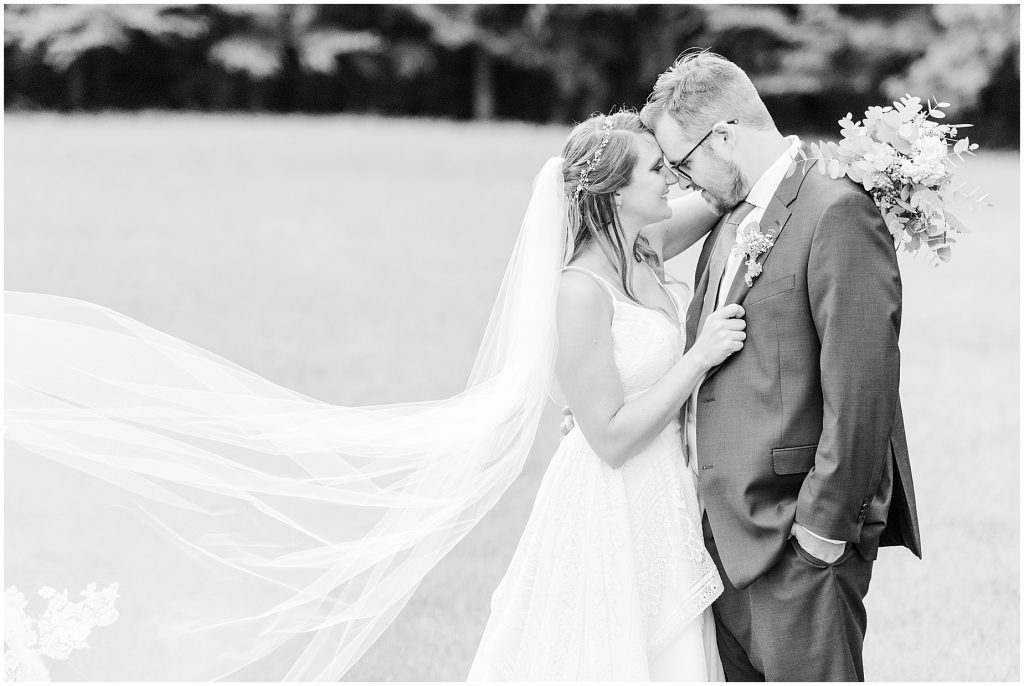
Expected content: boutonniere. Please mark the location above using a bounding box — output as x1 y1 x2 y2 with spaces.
732 221 775 287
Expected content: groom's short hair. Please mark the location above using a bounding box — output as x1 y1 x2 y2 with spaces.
640 50 776 135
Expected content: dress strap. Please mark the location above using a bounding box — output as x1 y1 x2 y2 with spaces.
561 266 623 305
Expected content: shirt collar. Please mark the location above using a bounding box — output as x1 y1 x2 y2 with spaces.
744 135 802 209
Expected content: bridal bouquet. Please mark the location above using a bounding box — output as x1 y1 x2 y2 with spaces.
791 95 987 263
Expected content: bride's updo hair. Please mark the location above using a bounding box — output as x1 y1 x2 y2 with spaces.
562 110 659 303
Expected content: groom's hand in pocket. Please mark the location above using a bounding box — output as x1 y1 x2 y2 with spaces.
790 523 847 564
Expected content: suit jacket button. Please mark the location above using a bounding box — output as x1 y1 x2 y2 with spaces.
857 513 866 523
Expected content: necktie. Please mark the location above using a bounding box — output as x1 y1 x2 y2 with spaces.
696 199 757 338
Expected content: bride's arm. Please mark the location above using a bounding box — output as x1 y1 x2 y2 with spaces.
556 271 745 469
644 192 721 262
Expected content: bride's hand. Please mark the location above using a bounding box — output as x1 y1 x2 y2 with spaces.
559 406 575 436
691 304 746 369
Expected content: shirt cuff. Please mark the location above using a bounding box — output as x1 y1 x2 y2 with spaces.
803 527 846 545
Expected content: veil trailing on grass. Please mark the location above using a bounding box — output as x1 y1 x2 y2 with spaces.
4 157 570 681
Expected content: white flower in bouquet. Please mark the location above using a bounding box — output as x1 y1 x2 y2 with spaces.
790 95 990 264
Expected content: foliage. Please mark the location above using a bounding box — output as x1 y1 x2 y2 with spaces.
4 5 204 70
2 4 1018 145
792 95 988 263
883 5 1019 115
206 5 381 79
738 5 935 96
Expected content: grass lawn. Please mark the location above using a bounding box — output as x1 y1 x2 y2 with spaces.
5 113 1019 681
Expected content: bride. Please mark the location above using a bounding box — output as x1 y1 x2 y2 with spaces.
5 110 742 681
467 111 743 681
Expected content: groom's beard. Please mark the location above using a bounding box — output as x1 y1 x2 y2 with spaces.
699 158 749 215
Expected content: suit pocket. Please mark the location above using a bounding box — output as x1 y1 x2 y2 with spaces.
746 274 795 306
772 443 817 475
790 537 856 568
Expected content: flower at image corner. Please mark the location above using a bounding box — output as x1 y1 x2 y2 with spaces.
3 582 120 682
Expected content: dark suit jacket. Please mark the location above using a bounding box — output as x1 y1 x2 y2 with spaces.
684 160 922 590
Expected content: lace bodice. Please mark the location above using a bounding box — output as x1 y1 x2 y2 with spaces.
562 264 688 400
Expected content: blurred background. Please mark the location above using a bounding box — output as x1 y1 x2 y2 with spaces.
4 4 1020 144
4 3 1020 682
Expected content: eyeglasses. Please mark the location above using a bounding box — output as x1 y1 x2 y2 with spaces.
665 119 739 182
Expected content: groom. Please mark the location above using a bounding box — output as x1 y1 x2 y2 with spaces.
639 51 921 681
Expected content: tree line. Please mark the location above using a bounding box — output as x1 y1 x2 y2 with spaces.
4 4 1019 146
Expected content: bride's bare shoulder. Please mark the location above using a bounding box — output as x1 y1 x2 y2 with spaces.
558 263 613 323
556 274 613 348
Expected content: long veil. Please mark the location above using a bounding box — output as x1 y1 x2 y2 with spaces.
4 157 570 681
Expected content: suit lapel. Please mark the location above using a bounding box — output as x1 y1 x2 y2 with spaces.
721 196 792 307
685 213 729 353
701 158 811 381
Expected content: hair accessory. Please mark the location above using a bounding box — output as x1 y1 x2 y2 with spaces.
573 117 616 206
614 196 622 208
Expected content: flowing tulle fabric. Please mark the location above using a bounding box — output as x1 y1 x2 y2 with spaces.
5 158 571 680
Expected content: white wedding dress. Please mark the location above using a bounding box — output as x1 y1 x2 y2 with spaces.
467 265 725 682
